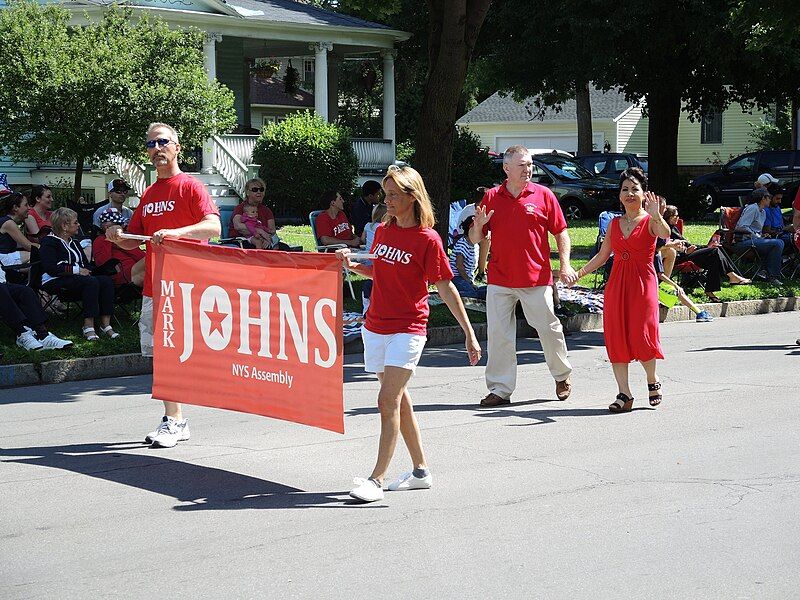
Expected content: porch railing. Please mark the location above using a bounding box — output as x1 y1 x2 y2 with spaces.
109 155 147 196
213 135 259 199
218 134 259 166
351 138 395 172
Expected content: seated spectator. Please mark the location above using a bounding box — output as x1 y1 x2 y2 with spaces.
762 186 794 251
660 204 750 302
228 178 278 244
654 251 713 323
92 179 133 231
0 190 37 268
449 204 487 300
40 207 118 341
734 188 784 284
24 184 54 243
0 267 73 350
92 208 145 288
350 180 383 237
315 190 361 248
360 202 387 315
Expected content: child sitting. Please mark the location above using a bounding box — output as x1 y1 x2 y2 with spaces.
449 204 487 300
242 203 279 249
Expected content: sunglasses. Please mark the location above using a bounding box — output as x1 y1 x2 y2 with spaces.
248 187 265 193
145 138 175 149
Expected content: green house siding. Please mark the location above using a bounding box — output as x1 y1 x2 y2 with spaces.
616 106 648 155
216 36 247 127
459 121 617 153
676 103 765 165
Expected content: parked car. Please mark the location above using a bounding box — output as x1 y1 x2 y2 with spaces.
576 152 648 181
491 153 620 220
689 150 800 209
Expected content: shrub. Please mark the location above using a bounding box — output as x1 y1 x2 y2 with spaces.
253 111 359 219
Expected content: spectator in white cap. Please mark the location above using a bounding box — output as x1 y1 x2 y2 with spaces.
755 173 779 189
92 178 133 230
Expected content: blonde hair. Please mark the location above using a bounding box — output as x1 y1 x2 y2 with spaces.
371 202 387 223
51 207 78 235
382 165 435 228
245 177 266 193
146 122 180 143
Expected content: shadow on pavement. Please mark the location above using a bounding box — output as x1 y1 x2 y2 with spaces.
0 442 358 511
0 376 153 406
689 344 800 354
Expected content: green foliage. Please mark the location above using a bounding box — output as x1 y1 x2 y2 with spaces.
747 106 793 151
253 111 359 218
0 1 236 197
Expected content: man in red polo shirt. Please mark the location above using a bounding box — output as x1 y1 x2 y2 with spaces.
107 122 221 448
469 145 577 406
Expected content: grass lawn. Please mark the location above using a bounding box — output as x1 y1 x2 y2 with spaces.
1 217 794 365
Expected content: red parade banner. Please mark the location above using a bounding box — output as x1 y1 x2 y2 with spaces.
150 240 344 433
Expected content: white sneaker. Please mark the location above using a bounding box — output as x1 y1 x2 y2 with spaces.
349 477 384 503
387 471 433 491
38 332 74 350
16 327 44 351
149 417 190 448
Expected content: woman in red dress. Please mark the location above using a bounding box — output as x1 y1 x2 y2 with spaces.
567 167 670 412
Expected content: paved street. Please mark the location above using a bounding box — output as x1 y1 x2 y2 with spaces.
1 311 799 599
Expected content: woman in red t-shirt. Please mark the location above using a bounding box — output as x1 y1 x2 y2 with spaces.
337 165 481 503
24 184 54 243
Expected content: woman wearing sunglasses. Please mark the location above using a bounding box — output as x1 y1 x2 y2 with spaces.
229 178 279 248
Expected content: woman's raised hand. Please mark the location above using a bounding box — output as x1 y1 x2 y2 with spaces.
644 191 661 217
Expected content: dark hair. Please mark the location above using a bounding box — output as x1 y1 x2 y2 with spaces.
361 180 382 197
473 186 488 204
319 190 339 209
767 183 784 196
619 167 648 192
663 204 679 222
1 191 26 215
31 184 51 205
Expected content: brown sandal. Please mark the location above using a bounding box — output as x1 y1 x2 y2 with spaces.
648 381 662 406
609 393 633 413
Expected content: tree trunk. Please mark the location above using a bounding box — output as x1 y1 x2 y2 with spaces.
575 80 593 154
792 97 798 151
645 91 682 203
416 0 491 242
73 156 85 203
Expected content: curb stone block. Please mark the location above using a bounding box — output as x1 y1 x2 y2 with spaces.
0 363 40 388
39 353 152 384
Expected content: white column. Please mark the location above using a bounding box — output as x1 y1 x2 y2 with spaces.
381 49 397 153
202 32 222 173
311 42 333 121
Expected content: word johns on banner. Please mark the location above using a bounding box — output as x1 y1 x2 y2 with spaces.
150 240 345 433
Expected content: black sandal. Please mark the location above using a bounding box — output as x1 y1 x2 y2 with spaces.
609 393 633 413
648 381 662 406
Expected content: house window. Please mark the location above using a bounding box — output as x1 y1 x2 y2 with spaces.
701 111 722 144
303 58 314 85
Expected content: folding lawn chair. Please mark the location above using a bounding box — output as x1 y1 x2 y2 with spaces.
309 210 356 300
591 210 621 289
718 206 763 278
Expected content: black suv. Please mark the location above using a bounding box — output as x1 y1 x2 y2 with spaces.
575 152 648 181
492 153 619 220
689 150 800 209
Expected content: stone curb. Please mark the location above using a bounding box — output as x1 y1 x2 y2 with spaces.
2 297 797 388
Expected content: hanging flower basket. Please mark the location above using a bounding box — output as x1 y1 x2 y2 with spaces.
251 58 280 79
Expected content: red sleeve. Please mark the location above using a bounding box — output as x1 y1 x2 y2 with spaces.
545 187 567 235
793 187 800 211
424 230 454 283
315 212 333 239
92 236 114 266
229 204 244 237
128 203 144 235
191 178 219 218
480 189 493 236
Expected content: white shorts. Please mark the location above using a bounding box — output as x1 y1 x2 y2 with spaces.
0 251 23 267
139 296 154 357
362 327 427 374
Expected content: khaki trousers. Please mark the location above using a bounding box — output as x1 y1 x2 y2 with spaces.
485 284 572 399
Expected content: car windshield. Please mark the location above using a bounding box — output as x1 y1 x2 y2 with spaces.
537 156 594 180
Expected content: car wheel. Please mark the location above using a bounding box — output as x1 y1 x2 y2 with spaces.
695 185 716 212
561 199 585 220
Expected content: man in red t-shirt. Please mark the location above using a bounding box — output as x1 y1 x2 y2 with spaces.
107 122 221 448
315 190 361 248
469 145 578 407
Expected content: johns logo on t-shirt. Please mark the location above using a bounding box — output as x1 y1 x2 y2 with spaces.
143 200 176 217
374 243 412 264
